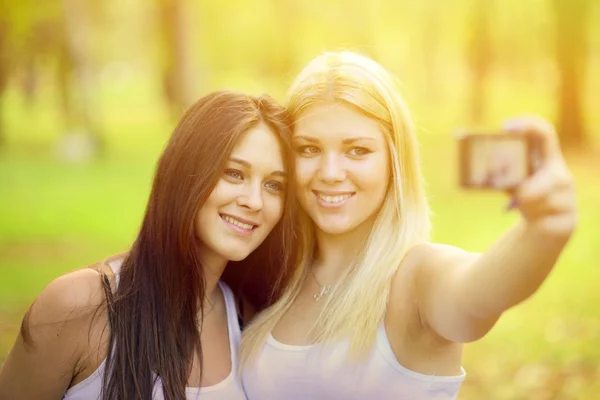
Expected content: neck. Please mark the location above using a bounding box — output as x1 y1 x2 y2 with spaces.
199 249 228 309
312 219 374 284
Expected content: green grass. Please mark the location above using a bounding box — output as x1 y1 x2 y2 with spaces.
1 75 599 399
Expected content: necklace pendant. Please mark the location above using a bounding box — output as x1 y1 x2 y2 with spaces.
313 285 332 301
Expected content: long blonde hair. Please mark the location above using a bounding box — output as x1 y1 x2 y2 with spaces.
241 51 431 363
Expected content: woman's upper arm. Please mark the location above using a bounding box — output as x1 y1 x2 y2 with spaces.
403 243 499 343
0 268 104 399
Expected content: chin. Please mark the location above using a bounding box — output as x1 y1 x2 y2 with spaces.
318 228 344 236
315 218 356 236
227 249 253 262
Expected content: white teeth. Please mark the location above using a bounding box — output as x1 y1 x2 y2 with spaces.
222 215 254 230
317 193 352 204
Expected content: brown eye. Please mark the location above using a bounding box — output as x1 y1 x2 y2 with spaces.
265 180 283 192
224 169 244 180
296 145 320 155
348 147 371 156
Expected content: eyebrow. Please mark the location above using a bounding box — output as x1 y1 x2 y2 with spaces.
229 157 287 177
293 135 319 143
294 135 376 144
341 137 377 144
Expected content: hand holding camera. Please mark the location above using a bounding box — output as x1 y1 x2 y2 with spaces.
458 116 576 236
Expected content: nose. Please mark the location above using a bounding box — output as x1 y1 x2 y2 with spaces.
317 152 345 184
236 180 263 211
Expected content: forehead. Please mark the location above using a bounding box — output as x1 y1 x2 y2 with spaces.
230 123 285 170
294 102 385 142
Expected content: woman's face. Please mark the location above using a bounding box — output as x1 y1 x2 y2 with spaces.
195 123 287 262
293 102 390 237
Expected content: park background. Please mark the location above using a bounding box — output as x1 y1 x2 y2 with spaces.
0 0 598 398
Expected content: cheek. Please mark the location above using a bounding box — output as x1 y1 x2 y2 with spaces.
195 189 218 226
264 195 284 226
194 181 232 230
353 158 390 190
375 162 391 189
295 159 316 187
376 153 391 183
208 179 236 204
194 206 210 240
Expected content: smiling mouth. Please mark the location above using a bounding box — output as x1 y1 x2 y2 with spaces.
313 191 355 205
220 214 258 232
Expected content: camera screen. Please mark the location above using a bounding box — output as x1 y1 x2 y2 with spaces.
467 137 528 189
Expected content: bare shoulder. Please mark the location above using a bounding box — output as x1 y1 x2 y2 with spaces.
36 268 107 312
0 268 110 398
27 268 108 337
403 242 476 266
398 242 479 283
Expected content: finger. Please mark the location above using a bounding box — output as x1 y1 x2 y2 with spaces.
515 161 571 204
502 116 561 161
545 189 577 214
519 189 575 220
515 167 555 204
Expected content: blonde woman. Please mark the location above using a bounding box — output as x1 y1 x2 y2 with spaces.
240 52 577 399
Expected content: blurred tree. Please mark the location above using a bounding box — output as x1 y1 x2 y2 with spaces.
2 2 61 109
55 0 105 159
0 0 105 157
552 0 591 148
419 1 442 100
272 0 297 79
0 18 8 148
467 0 492 124
158 0 199 120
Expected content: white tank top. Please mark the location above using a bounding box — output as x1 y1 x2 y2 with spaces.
63 259 246 400
242 324 465 400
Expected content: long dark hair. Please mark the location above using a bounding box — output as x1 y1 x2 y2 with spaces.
58 91 295 399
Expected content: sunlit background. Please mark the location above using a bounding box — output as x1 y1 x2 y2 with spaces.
0 0 598 398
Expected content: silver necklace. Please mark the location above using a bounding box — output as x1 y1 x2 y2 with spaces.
202 301 216 317
309 268 332 301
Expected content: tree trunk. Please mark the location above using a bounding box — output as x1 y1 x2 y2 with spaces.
553 0 591 148
159 0 198 119
467 0 492 124
0 18 9 149
265 0 302 80
420 1 441 101
61 0 104 157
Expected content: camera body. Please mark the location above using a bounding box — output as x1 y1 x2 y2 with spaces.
457 131 543 190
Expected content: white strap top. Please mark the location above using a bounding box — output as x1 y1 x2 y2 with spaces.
63 259 246 400
242 324 465 400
